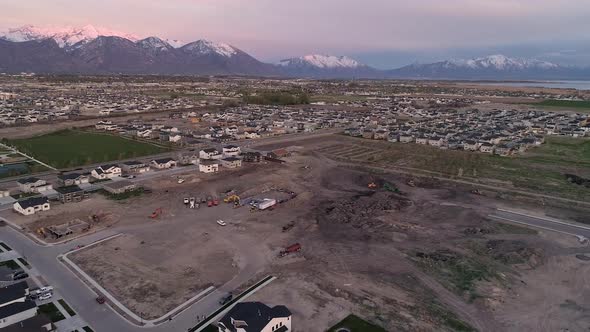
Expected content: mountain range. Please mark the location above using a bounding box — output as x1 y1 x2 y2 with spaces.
1 24 589 80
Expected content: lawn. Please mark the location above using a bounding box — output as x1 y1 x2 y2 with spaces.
6 130 170 169
0 260 20 270
58 299 76 316
17 257 30 268
537 99 590 110
327 314 387 332
38 303 66 322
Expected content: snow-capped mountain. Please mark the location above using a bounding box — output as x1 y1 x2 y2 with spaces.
1 25 589 79
0 24 277 75
278 54 383 78
137 37 174 52
165 39 185 48
181 40 238 58
280 55 363 69
0 24 139 48
443 55 559 70
388 54 585 80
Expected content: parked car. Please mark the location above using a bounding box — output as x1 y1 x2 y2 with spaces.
33 286 54 296
96 296 106 304
38 292 53 301
13 273 29 281
216 220 227 226
219 293 233 305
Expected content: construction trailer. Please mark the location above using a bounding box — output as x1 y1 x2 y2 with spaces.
257 198 277 210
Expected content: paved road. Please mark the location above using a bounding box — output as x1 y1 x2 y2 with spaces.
489 209 590 241
0 221 264 332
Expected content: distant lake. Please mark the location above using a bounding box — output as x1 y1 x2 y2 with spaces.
476 80 590 91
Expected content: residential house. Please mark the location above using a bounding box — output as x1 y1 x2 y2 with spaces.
169 133 182 143
199 159 219 173
13 197 50 216
362 129 374 139
480 142 495 154
242 152 262 163
269 149 290 159
121 161 150 174
102 180 137 195
199 148 223 160
0 282 38 329
494 145 512 157
222 145 241 157
177 153 199 165
150 158 177 169
415 137 428 145
399 135 414 143
463 140 481 151
221 157 242 169
91 165 122 180
243 131 260 139
55 186 88 203
217 302 292 332
16 178 52 193
373 130 388 140
57 173 90 187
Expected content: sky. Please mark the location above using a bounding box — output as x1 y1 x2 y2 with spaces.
2 0 590 68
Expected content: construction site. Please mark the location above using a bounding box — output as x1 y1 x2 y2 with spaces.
3 134 590 331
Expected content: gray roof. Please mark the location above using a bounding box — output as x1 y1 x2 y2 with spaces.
16 197 48 209
219 302 291 332
0 281 28 305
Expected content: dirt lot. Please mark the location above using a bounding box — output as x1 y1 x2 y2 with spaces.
17 138 590 330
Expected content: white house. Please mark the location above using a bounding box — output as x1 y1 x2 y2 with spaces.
57 172 90 187
16 178 52 193
169 134 182 143
91 164 122 180
199 159 219 173
217 302 291 332
222 145 241 157
0 281 38 328
199 148 223 160
150 158 177 169
13 197 50 216
121 161 151 174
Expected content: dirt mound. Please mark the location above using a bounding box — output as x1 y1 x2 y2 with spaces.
320 191 411 229
485 240 544 267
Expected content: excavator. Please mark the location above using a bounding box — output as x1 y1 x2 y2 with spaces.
224 194 241 205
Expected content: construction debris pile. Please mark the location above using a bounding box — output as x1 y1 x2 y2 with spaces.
321 191 411 228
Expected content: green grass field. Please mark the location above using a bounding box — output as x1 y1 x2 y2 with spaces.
327 315 387 332
7 130 170 169
344 136 590 201
537 99 590 110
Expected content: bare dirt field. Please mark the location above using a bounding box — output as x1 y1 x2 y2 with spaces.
24 137 590 330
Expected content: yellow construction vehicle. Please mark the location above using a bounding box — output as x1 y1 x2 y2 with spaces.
224 195 240 204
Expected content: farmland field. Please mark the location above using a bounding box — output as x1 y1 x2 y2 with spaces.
6 130 170 169
316 135 590 201
537 99 590 110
